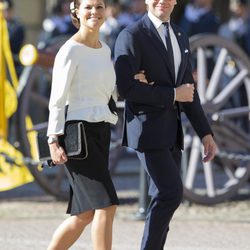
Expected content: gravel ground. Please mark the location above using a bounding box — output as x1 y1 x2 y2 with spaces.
1 155 250 250
0 192 250 250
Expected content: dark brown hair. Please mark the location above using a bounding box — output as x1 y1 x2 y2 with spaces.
70 0 106 29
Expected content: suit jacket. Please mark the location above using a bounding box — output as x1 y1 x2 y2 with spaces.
114 14 212 151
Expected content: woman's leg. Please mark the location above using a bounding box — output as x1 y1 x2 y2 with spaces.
47 210 94 250
91 205 117 250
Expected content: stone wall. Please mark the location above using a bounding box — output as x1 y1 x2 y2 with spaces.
13 0 46 45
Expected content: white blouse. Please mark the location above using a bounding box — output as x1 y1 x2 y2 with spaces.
47 39 118 136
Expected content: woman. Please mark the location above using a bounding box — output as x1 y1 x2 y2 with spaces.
46 0 119 249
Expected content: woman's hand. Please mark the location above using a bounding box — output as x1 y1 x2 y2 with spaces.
134 70 154 85
49 142 68 165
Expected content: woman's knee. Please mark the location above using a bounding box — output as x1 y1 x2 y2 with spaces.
107 205 117 218
107 205 117 214
95 205 117 220
74 210 94 226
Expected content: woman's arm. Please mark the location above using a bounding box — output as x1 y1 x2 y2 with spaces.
47 45 77 136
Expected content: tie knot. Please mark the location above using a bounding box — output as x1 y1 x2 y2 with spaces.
162 22 169 30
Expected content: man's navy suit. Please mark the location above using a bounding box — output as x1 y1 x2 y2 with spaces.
114 14 213 250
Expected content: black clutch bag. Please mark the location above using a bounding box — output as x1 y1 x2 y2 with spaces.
37 121 88 163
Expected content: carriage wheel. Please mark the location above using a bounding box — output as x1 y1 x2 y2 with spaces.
182 34 250 205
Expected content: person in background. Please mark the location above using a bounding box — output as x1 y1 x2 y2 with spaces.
117 0 146 29
219 0 250 55
38 0 77 48
179 0 221 82
116 2 134 29
114 0 217 249
37 0 78 100
218 0 250 129
131 0 147 21
100 2 121 58
3 0 25 76
179 0 220 37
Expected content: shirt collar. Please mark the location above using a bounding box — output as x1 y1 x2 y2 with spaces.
147 11 170 30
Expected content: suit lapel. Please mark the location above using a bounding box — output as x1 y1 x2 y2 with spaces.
141 15 175 84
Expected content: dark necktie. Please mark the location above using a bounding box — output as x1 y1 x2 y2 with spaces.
163 22 175 83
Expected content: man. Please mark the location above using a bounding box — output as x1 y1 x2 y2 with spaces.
114 0 217 249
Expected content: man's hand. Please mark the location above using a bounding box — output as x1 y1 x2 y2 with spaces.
202 134 217 162
175 83 194 102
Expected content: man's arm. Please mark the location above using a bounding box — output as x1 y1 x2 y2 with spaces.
180 34 217 161
114 29 175 108
179 34 213 139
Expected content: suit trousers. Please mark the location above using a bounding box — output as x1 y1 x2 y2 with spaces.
136 146 183 250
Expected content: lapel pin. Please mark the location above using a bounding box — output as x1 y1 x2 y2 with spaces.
178 32 181 36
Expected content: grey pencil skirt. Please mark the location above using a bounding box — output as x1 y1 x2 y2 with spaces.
64 120 119 215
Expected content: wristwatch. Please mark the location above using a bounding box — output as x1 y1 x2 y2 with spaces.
48 136 58 144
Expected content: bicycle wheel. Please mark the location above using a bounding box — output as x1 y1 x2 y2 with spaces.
17 36 70 199
182 34 250 205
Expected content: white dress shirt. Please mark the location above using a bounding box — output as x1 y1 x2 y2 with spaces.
148 11 181 82
47 39 118 136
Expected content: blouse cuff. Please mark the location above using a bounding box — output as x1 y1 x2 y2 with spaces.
47 108 65 136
